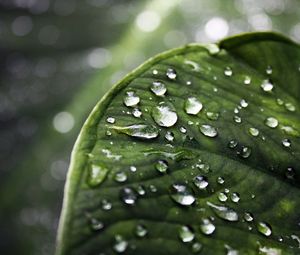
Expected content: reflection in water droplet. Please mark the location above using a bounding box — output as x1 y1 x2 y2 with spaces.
113 235 128 253
206 43 220 55
152 102 178 127
155 160 168 173
199 124 218 137
224 67 233 76
87 163 108 187
207 202 239 221
257 222 272 236
151 81 167 96
123 91 140 107
261 80 273 92
112 124 159 139
120 187 137 205
185 97 203 115
265 117 278 128
179 225 195 243
166 68 177 80
193 175 209 189
200 218 215 235
135 224 147 237
170 183 195 206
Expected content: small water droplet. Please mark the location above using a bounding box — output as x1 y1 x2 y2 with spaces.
265 117 278 128
112 124 159 139
207 202 239 221
240 99 248 108
249 127 259 137
244 76 251 85
166 68 177 80
185 97 203 115
130 166 137 172
155 160 168 173
123 91 140 107
149 184 157 192
206 43 220 55
179 225 195 243
282 138 291 148
152 69 158 75
186 81 192 86
244 212 253 222
231 192 240 203
137 185 146 196
224 67 233 77
192 242 202 253
113 235 128 253
170 183 195 206
152 102 178 127
151 81 167 96
165 131 175 142
193 175 209 189
106 117 115 124
228 139 238 149
233 115 242 123
261 80 273 92
266 66 272 75
87 163 108 187
276 98 284 105
257 222 272 236
135 224 147 237
200 218 215 235
90 218 104 231
218 192 228 202
101 199 112 210
180 126 187 134
285 102 296 112
285 167 295 179
281 126 300 137
237 146 251 158
217 176 225 184
114 171 127 182
132 108 142 118
120 187 137 205
199 124 218 137
206 111 219 120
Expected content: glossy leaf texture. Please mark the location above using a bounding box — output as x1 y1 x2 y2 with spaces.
56 32 300 255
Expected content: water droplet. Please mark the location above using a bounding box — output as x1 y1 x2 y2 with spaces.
244 212 253 222
206 43 220 55
217 176 225 184
200 218 215 235
106 117 115 124
123 91 140 107
135 224 147 237
207 202 239 221
199 124 218 137
224 67 233 77
178 225 195 243
113 235 128 253
166 68 177 80
244 76 251 85
101 199 112 210
282 138 291 148
151 81 167 96
152 102 178 127
231 192 240 203
112 124 159 139
206 111 219 120
237 146 251 158
90 218 104 231
130 166 137 172
152 69 158 75
170 183 195 206
185 97 203 115
285 167 295 179
165 131 175 142
193 175 209 189
137 185 146 195
261 80 273 92
186 81 192 86
266 66 272 75
228 139 238 148
218 192 228 202
180 126 187 134
87 163 108 187
132 108 142 118
257 222 272 236
265 117 278 128
149 184 157 192
259 246 282 255
155 160 168 173
120 187 137 205
281 126 300 137
114 171 127 182
285 102 296 112
249 127 259 137
240 99 248 108
233 115 242 123
192 242 202 253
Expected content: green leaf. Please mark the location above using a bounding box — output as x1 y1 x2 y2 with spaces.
56 32 300 255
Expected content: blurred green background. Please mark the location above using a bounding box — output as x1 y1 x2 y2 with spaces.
0 0 299 254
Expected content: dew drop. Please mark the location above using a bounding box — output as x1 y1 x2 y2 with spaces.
264 117 278 128
244 76 251 85
233 115 242 123
132 108 142 118
193 175 209 190
114 171 127 183
240 99 248 108
192 242 202 253
249 127 259 137
282 138 291 148
185 97 203 115
217 176 225 184
155 160 168 173
120 187 137 205
206 111 219 120
266 66 272 75
244 212 254 222
257 222 272 236
207 202 239 221
166 68 177 80
261 80 273 92
106 117 115 124
237 146 251 158
101 199 112 210
285 102 296 112
90 218 104 231
87 163 108 187
113 235 128 253
152 102 178 127
112 124 159 139
170 183 195 206
231 192 240 203
228 139 238 149
224 67 233 76
199 124 218 137
123 91 140 107
218 192 228 202
135 224 147 237
285 167 295 179
137 185 146 196
206 43 220 55
165 131 175 142
152 69 158 75
200 218 215 235
179 225 195 243
151 81 167 96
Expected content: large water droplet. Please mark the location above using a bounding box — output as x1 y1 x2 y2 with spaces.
113 235 128 253
112 124 159 139
200 218 215 235
152 102 178 127
261 80 273 92
193 175 209 189
199 124 218 137
264 117 278 128
170 183 195 206
166 68 177 80
185 97 203 115
179 225 195 242
207 202 239 221
120 187 137 205
87 163 108 187
257 222 272 236
123 91 140 107
151 81 167 96
155 160 168 173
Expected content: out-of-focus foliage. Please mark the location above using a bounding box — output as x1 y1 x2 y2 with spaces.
0 0 299 255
